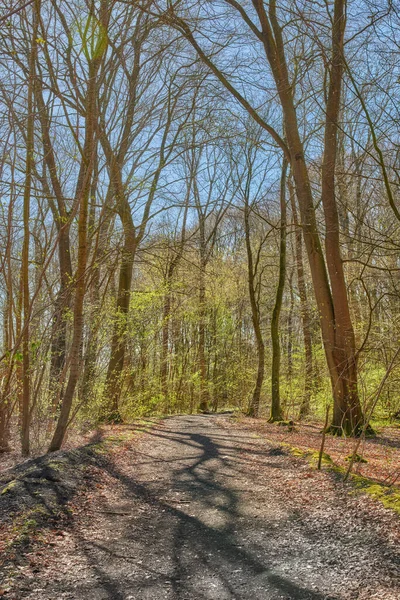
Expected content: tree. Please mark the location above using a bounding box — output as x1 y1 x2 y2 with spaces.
48 1 108 451
230 137 270 418
161 0 366 434
269 159 287 422
102 58 194 420
288 177 313 418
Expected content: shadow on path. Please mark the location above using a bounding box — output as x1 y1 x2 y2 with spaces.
74 416 342 599
10 416 399 600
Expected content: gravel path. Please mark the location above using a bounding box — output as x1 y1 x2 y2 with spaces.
7 414 400 600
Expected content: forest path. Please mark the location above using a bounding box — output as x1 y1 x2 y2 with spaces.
8 414 400 600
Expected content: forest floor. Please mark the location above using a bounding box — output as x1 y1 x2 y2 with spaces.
0 414 399 600
225 415 400 487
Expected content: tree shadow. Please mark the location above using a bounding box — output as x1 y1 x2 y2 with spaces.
71 416 342 599
4 416 398 600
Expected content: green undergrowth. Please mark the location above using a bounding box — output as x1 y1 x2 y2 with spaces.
345 453 368 463
288 446 333 466
1 479 18 495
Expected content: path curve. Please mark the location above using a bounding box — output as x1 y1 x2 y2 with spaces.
9 415 400 599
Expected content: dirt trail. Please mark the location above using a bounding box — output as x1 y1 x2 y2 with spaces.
4 415 400 599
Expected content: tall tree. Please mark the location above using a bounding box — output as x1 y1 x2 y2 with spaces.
269 159 287 422
48 1 108 451
288 177 313 418
20 0 40 455
163 0 366 434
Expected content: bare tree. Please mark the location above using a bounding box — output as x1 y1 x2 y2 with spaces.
159 0 366 434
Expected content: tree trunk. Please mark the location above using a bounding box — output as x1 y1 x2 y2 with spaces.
104 205 136 421
35 73 73 413
21 6 39 455
198 244 209 412
48 230 72 408
48 42 103 451
160 216 188 413
1 201 14 453
161 285 171 413
269 160 287 422
244 201 264 418
287 269 294 380
211 307 219 412
0 401 10 453
0 361 12 454
80 202 114 406
321 0 363 434
289 178 313 418
0 296 12 452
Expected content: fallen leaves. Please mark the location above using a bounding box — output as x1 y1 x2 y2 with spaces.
220 415 400 488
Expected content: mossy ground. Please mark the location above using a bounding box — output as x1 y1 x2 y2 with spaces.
0 421 160 576
285 443 400 515
224 414 400 517
1 480 17 495
350 476 400 515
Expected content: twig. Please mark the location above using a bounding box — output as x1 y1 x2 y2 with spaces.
344 347 400 482
318 405 330 470
91 509 132 516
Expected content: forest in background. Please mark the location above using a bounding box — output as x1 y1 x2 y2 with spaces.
1 0 400 456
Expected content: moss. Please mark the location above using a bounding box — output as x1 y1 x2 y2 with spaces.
289 446 305 457
47 461 62 471
351 475 400 515
311 450 333 464
345 453 368 463
256 430 399 515
286 446 332 466
1 480 18 495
